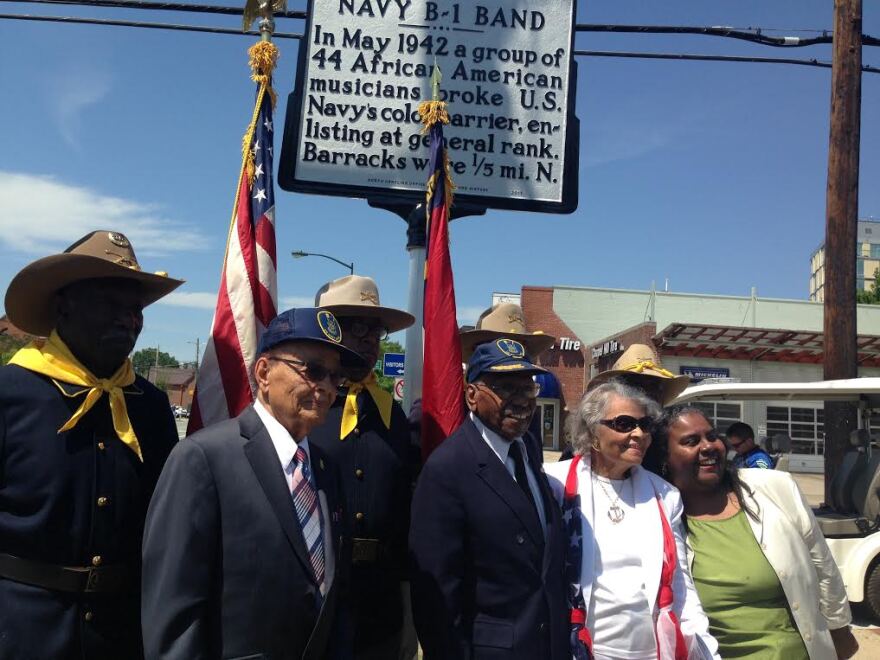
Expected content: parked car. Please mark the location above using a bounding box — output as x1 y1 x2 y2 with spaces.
673 377 880 621
172 405 189 419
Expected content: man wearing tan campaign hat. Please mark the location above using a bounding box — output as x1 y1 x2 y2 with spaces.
460 302 556 360
588 343 690 406
308 274 418 660
0 230 183 660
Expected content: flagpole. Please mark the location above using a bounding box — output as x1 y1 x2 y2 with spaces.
402 204 425 415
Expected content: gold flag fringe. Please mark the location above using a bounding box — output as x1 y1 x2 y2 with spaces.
418 100 456 221
241 41 280 186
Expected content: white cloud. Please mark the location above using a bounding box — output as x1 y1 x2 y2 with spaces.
0 171 207 255
48 69 112 148
158 292 218 310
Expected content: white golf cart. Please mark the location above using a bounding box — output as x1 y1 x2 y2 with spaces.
673 378 880 621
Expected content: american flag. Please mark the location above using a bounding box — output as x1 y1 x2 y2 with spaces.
187 82 278 433
419 97 465 460
562 456 593 659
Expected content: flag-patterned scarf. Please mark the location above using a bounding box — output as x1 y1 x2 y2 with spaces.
562 454 689 659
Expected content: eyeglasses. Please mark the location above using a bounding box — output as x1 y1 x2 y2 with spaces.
268 357 345 388
344 320 389 341
599 415 655 434
477 381 542 401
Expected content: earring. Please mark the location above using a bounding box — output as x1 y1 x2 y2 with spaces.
660 463 669 477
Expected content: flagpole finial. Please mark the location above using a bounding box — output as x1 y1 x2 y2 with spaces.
431 62 442 102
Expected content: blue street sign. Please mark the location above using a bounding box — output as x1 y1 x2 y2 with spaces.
383 352 406 377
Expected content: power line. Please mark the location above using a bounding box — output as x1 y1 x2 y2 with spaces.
0 12 302 37
4 11 878 74
575 49 880 74
3 0 879 47
0 0 306 18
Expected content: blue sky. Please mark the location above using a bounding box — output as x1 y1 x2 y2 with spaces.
1 1 878 362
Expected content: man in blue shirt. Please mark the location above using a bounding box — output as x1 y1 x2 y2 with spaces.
727 422 774 469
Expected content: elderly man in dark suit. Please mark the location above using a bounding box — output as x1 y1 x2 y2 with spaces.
409 338 569 660
142 307 365 660
0 230 183 660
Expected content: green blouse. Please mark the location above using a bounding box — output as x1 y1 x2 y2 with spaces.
689 510 809 659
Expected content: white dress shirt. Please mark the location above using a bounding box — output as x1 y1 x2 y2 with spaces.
470 412 547 535
253 399 335 591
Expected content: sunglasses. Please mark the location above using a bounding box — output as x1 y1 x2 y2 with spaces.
599 415 655 434
268 357 345 388
343 320 389 341
477 381 542 401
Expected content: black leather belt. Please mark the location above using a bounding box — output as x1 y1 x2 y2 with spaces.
351 538 386 564
0 553 132 593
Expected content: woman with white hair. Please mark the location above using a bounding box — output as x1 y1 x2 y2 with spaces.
544 381 719 660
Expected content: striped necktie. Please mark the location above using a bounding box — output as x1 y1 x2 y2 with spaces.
291 446 326 593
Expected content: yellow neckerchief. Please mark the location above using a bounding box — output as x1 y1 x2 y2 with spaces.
8 330 142 461
622 359 675 379
340 371 392 440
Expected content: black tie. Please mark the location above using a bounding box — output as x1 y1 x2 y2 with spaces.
508 441 540 521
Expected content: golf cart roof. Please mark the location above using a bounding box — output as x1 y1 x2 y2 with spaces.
672 378 880 405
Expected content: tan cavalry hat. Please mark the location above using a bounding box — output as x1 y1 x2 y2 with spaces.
588 343 690 405
459 303 556 360
314 274 415 333
4 230 184 336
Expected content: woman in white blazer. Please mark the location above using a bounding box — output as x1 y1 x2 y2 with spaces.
644 405 859 660
544 381 719 660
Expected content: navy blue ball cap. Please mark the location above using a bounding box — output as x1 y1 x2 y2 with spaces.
466 338 549 383
258 307 366 368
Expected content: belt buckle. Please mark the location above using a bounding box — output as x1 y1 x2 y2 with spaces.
84 567 101 593
351 538 379 563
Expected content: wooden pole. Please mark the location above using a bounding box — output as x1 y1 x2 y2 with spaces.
823 0 862 504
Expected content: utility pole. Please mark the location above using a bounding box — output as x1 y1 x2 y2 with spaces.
823 0 862 503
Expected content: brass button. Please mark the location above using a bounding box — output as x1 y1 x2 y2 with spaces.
355 468 364 479
84 611 94 622
355 512 364 521
97 442 106 451
792 602 799 611
91 555 102 567
97 496 109 507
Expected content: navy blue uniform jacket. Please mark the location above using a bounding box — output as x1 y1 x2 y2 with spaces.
308 391 413 647
0 364 177 660
409 418 569 660
141 405 349 660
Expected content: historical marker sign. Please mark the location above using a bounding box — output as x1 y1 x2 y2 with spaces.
279 0 578 213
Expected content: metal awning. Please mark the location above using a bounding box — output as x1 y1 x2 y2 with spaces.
654 323 880 368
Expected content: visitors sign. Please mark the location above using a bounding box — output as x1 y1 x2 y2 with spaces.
279 0 578 212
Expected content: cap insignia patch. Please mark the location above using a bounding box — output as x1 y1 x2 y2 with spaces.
359 291 379 305
318 310 342 343
496 338 525 358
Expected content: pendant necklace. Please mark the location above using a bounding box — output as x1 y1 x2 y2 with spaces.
594 473 626 523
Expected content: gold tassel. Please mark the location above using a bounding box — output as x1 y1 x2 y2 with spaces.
239 41 280 185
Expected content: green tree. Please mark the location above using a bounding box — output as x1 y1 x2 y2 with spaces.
374 339 404 394
857 268 880 305
132 347 179 376
0 335 27 366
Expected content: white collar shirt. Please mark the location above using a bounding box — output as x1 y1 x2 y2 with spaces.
470 412 547 534
254 398 312 488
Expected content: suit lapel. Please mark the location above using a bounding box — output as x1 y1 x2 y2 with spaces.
524 438 560 574
240 407 317 585
468 421 544 547
632 467 663 612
